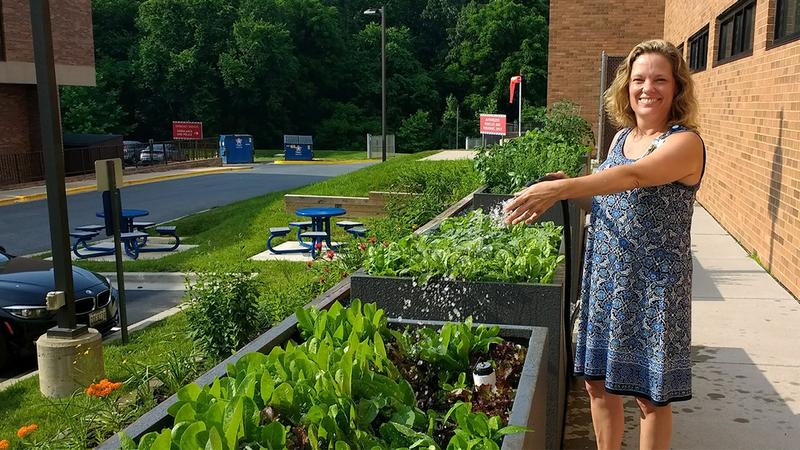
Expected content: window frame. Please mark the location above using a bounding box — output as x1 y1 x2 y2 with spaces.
0 0 5 61
772 0 800 47
714 0 756 67
687 25 709 73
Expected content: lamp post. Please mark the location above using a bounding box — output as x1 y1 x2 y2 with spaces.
364 6 386 162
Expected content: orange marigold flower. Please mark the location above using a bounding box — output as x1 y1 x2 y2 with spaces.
17 423 38 438
85 379 123 397
0 439 10 449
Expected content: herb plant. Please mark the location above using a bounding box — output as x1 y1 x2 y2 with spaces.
122 301 530 449
363 210 564 284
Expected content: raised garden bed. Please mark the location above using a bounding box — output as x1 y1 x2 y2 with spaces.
100 279 548 450
350 270 564 450
352 208 569 450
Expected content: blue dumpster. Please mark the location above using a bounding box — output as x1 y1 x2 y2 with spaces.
283 135 313 161
219 134 254 164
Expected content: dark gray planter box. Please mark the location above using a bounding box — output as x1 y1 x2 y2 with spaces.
386 318 548 450
471 185 585 307
99 278 549 450
350 269 567 450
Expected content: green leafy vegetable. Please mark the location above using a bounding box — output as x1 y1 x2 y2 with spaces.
363 210 564 284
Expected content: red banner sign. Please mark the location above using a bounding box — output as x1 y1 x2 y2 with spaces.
172 121 203 140
479 114 507 136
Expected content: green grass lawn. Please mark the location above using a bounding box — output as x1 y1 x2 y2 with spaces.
0 313 208 446
254 149 367 162
74 151 440 273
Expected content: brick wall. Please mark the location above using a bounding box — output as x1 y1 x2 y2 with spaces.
547 0 666 138
0 84 44 184
0 84 35 155
2 0 94 66
665 0 800 298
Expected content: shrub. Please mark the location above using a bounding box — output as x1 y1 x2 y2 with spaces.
544 100 595 147
184 269 266 358
474 128 591 194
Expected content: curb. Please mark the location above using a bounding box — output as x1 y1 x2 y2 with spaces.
272 159 375 165
0 166 252 207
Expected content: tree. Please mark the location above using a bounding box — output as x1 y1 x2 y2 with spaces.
444 0 548 126
60 59 132 134
356 24 440 133
133 0 235 139
398 109 435 152
439 94 462 149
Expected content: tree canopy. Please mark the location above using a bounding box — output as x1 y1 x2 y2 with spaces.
60 0 549 150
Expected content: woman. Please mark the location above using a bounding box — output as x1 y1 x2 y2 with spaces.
504 39 704 450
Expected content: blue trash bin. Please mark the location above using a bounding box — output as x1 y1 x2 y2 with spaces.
283 135 313 161
219 134 254 164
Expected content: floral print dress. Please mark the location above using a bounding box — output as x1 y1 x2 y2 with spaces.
573 125 704 405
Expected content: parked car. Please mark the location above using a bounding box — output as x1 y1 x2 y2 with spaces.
139 143 186 164
0 246 119 369
123 140 145 165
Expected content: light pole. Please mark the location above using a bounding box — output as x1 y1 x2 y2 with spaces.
364 6 386 162
455 105 459 149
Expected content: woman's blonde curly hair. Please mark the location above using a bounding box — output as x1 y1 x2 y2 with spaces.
604 39 699 131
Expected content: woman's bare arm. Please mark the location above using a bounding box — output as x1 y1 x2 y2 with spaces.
505 131 703 224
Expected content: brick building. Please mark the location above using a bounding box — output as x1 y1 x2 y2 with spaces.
548 0 800 298
0 0 95 184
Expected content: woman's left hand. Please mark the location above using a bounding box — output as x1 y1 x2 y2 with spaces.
503 180 562 225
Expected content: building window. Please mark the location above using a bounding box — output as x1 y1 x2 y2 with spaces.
688 26 709 72
775 0 800 42
676 43 684 60
716 0 755 64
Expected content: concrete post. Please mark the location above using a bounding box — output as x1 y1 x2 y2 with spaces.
36 328 105 398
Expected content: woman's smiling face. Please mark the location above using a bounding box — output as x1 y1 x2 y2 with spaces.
628 52 676 124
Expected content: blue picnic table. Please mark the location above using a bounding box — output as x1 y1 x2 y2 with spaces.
295 207 346 248
96 208 150 233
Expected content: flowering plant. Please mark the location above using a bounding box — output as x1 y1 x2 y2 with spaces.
85 379 123 398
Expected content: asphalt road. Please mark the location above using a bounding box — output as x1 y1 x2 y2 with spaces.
0 288 185 382
0 162 374 255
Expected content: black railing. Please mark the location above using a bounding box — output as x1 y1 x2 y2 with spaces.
0 138 220 188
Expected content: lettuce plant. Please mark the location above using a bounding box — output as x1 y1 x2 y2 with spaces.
122 301 530 450
363 210 564 284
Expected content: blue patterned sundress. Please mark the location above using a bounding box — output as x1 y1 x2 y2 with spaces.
573 125 704 405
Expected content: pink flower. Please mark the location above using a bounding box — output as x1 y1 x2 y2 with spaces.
314 242 322 250
326 250 335 260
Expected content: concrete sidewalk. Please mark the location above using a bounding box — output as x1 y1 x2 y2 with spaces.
0 165 252 206
563 204 800 449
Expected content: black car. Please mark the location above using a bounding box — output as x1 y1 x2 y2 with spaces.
0 246 119 369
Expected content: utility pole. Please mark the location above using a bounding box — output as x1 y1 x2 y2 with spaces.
455 105 459 149
518 71 522 137
363 6 387 161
